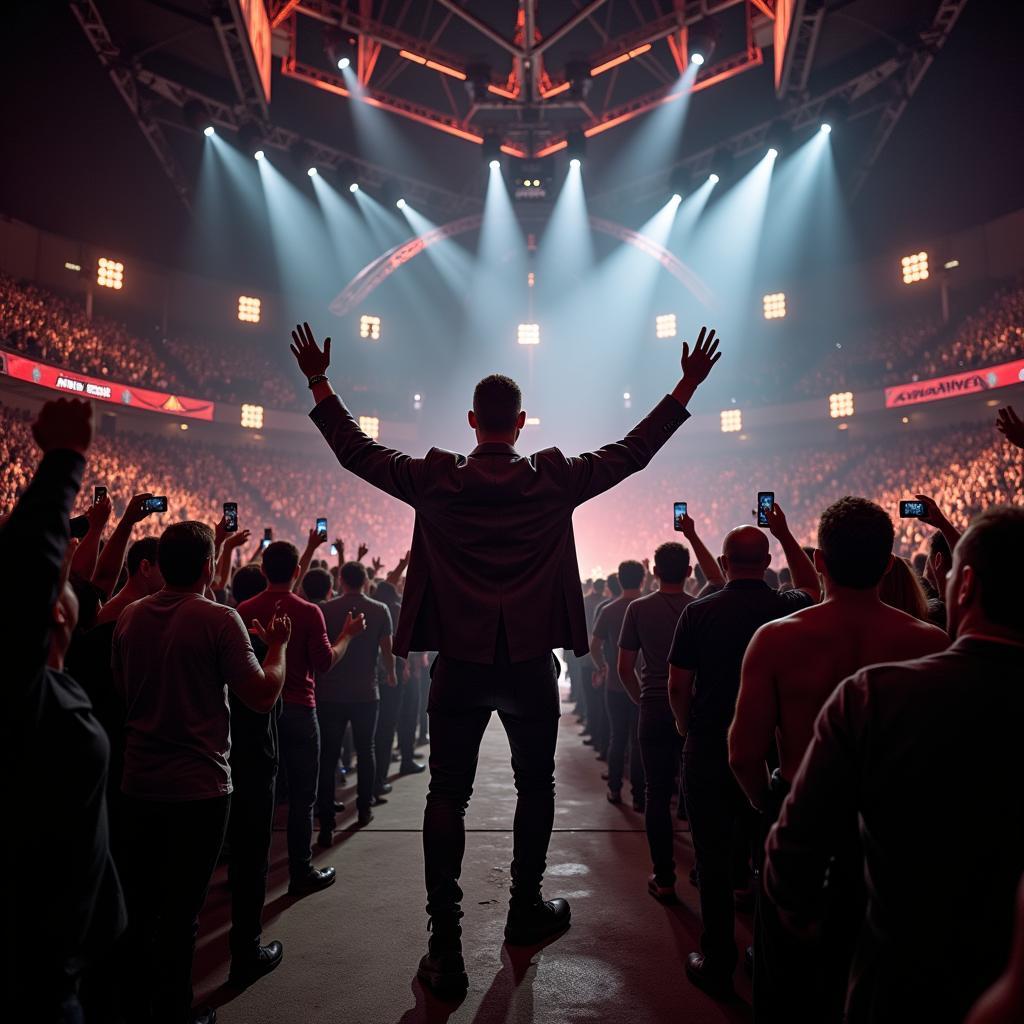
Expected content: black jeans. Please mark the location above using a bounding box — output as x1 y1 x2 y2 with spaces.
119 794 230 1023
424 646 560 924
754 772 860 1023
278 703 320 878
682 735 754 973
227 761 277 960
374 679 401 788
318 700 379 821
396 673 421 764
638 703 685 885
605 688 643 796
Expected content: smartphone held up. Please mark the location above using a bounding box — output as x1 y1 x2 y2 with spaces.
757 491 775 528
673 502 687 531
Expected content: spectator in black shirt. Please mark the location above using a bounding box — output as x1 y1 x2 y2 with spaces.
581 579 608 755
667 504 820 998
3 398 125 1023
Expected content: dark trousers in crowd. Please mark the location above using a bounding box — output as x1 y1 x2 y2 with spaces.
396 675 421 765
277 703 320 880
424 641 560 926
638 703 685 885
605 688 643 798
682 736 756 975
753 772 860 1023
119 794 230 1023
374 679 401 789
227 762 277 961
318 700 379 822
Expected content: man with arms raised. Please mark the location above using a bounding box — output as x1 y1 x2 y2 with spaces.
289 320 721 997
729 496 948 1022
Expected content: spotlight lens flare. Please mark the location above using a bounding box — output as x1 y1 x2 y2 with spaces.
489 159 500 170
254 149 265 161
708 173 720 184
349 182 359 193
671 192 682 203
203 125 215 137
396 198 407 209
691 52 705 66
820 122 832 134
767 146 779 159
307 166 318 177
569 157 581 169
337 57 351 70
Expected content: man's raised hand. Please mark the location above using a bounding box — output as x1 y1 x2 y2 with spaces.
252 604 292 646
32 398 93 456
340 610 367 640
289 322 331 379
996 405 1024 450
680 326 721 386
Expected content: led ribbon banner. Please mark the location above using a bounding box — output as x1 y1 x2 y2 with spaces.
884 357 1024 408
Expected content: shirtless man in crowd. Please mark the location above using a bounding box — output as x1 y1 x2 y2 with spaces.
729 495 948 1022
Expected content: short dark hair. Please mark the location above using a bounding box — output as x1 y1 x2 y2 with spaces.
592 578 606 594
302 567 333 602
618 560 645 589
930 531 952 563
232 564 267 604
956 507 1024 631
606 573 622 597
158 522 214 587
340 560 368 590
817 496 894 589
654 542 690 584
472 374 522 433
262 541 300 584
127 536 160 577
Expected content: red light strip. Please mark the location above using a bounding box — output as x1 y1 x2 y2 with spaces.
590 42 652 77
534 139 568 158
487 83 519 100
540 80 571 98
399 49 467 80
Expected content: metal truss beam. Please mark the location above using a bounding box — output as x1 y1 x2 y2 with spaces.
135 68 477 215
214 1 271 117
848 0 970 198
69 0 193 212
775 0 826 98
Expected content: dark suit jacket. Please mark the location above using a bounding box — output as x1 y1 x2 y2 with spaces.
764 636 1024 1023
310 393 689 662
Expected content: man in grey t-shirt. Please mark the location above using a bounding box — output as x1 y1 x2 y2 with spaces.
316 560 396 833
617 542 693 903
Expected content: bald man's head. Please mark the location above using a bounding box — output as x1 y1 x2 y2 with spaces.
722 526 771 578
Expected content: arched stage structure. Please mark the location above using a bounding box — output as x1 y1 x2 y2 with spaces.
329 214 715 316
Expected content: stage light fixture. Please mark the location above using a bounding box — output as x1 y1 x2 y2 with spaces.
655 314 677 339
517 323 540 346
358 416 380 440
237 295 261 324
828 392 855 419
307 166 318 177
489 159 500 170
240 404 264 430
359 315 381 341
414 393 422 402
720 409 742 433
901 251 929 284
623 392 631 401
349 182 360 193
482 134 502 166
566 130 586 167
820 122 832 135
764 123 787 160
96 257 124 290
671 192 682 203
324 28 357 72
64 262 81 272
396 197 407 210
203 125 216 138
762 292 786 319
688 21 718 68
570 158 581 169
254 149 265 161
767 146 779 159
708 172 720 184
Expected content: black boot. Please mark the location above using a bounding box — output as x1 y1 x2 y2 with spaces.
504 897 571 945
417 920 468 998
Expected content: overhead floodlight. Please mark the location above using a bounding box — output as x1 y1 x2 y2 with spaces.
517 323 540 346
254 149 265 161
767 146 779 159
688 21 718 68
828 392 855 419
489 159 500 170
819 122 832 135
570 157 581 169
764 123 788 160
566 130 586 167
203 125 215 137
901 251 929 284
763 292 787 319
96 257 124 290
671 192 682 203
349 182 360 193
324 28 357 73
358 416 380 440
720 409 742 433
655 314 677 339
240 404 264 429
359 314 381 340
307 166 318 177
708 172 720 184
690 52 705 66
396 197 407 209
237 295 262 324
338 56 351 70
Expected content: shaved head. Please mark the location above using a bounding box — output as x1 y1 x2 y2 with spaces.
722 527 770 575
